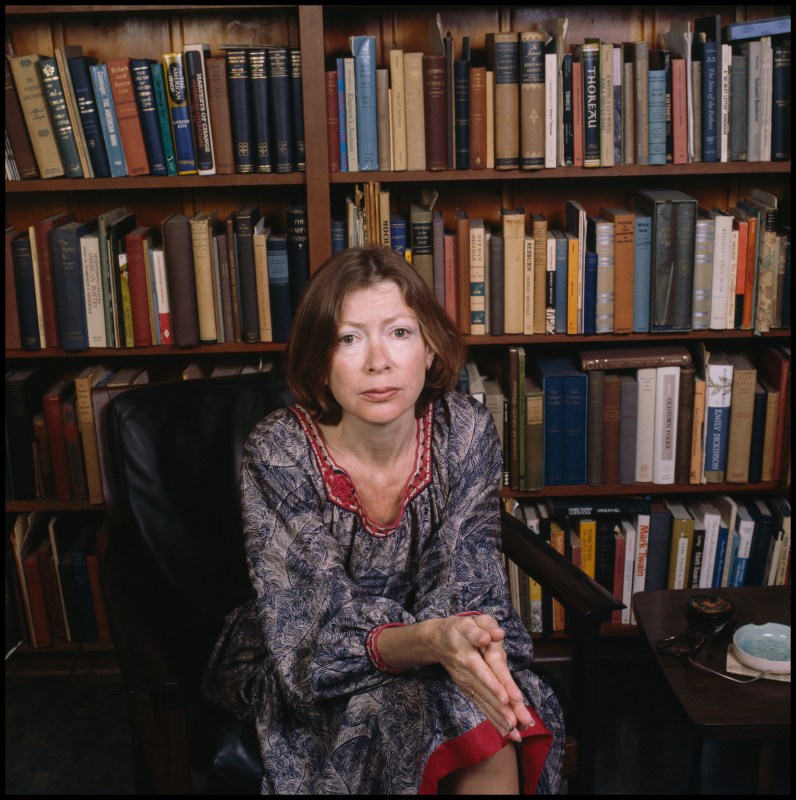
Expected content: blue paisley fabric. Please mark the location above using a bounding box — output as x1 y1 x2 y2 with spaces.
202 391 564 794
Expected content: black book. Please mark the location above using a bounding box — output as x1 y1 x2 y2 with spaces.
232 206 261 343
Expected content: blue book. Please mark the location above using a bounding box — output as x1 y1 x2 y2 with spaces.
647 68 667 165
553 230 568 333
11 235 42 351
183 45 215 175
711 521 729 588
89 62 127 176
645 501 673 591
225 49 255 174
535 357 588 486
37 56 83 178
582 250 598 335
148 60 178 175
747 381 768 483
163 53 197 175
633 212 652 332
453 57 471 169
289 48 305 171
248 47 273 174
266 234 292 342
350 35 378 171
745 498 777 586
267 47 295 174
331 219 346 254
390 213 407 256
130 58 168 176
703 350 733 482
697 39 718 163
51 220 98 351
335 58 348 172
722 15 790 42
65 525 99 642
67 55 111 178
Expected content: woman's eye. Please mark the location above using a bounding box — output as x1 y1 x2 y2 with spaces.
393 327 410 338
339 333 355 345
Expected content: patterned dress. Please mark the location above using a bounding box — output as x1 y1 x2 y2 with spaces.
203 391 564 794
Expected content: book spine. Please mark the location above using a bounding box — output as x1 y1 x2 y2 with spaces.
674 366 695 485
771 41 791 161
247 49 273 174
376 68 391 171
632 213 651 332
106 57 150 176
266 235 292 343
633 42 649 165
729 52 748 161
50 227 90 351
289 48 305 172
129 59 168 175
599 42 614 167
37 57 83 178
89 63 127 177
232 211 260 343
149 61 178 175
582 44 601 167
267 47 295 174
651 365 680 484
160 214 199 347
342 57 359 171
225 50 255 174
469 66 487 170
692 216 714 329
703 359 733 482
647 67 667 165
325 69 341 172
404 52 426 171
67 56 111 177
124 232 154 347
700 41 719 162
61 398 88 500
422 54 447 171
70 547 99 642
618 375 638 484
12 235 42 351
183 46 215 175
561 53 574 167
672 198 697 331
491 34 519 169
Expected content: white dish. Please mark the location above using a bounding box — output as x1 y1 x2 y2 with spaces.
732 622 791 674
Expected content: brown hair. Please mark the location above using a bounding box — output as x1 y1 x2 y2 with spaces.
285 246 466 424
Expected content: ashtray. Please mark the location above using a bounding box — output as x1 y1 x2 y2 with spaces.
732 623 791 674
686 594 735 623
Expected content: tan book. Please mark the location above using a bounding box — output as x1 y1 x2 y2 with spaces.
599 42 615 167
74 364 112 505
376 68 391 171
189 212 219 344
389 49 407 171
456 210 470 335
403 52 426 171
486 32 519 170
8 54 65 179
252 217 273 343
549 517 567 631
502 208 525 334
106 57 150 176
725 353 757 483
532 213 547 334
599 207 635 334
519 31 545 171
758 377 780 482
205 57 235 175
665 498 695 590
524 376 544 491
469 66 487 170
689 373 707 484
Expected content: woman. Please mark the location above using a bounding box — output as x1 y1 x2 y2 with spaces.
203 246 564 794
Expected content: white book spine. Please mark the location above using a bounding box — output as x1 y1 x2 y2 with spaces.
343 58 359 172
746 40 762 162
719 44 731 162
80 233 107 348
544 52 557 168
630 512 649 624
546 232 556 334
620 517 636 625
651 365 680 484
759 36 772 161
635 367 656 482
522 236 535 335
26 226 47 348
699 506 721 588
709 213 733 329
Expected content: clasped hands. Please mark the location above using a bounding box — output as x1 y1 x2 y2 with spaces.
432 614 532 742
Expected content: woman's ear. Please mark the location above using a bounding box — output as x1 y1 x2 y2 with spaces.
425 348 435 370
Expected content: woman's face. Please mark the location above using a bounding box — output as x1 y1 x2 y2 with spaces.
326 280 434 429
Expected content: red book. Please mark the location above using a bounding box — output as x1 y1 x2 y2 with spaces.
86 547 111 642
124 226 155 347
106 57 150 176
61 392 88 500
671 57 688 165
33 210 75 348
422 54 448 171
325 70 340 172
20 514 53 648
42 379 73 501
443 229 458 327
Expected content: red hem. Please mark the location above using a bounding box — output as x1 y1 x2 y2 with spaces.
418 706 552 794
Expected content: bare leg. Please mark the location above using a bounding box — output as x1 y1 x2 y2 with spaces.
439 743 519 795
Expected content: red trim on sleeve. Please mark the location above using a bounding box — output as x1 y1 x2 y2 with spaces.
418 705 552 795
365 622 409 674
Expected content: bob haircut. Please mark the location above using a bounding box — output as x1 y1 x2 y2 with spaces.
285 246 467 425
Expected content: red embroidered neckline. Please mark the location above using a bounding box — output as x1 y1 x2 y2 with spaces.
290 404 434 537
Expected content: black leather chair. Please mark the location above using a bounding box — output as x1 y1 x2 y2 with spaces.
98 370 621 794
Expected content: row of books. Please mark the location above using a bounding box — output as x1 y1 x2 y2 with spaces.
7 510 110 648
505 491 791 635
325 16 791 174
6 42 306 180
5 361 275 506
335 184 791 338
463 342 791 492
6 202 310 352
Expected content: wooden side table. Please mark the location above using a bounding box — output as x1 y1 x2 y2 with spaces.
633 587 790 794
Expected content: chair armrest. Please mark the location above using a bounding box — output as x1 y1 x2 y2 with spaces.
500 510 623 623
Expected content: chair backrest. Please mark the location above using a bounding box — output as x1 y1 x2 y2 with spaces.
102 370 292 687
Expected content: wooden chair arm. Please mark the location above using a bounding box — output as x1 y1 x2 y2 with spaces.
500 510 623 622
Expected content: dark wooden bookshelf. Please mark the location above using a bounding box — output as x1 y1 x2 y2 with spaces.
5 3 791 664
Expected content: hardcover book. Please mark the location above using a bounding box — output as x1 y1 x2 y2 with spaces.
184 44 216 175
248 48 274 174
36 56 83 178
89 62 127 177
106 57 150 176
129 58 168 175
